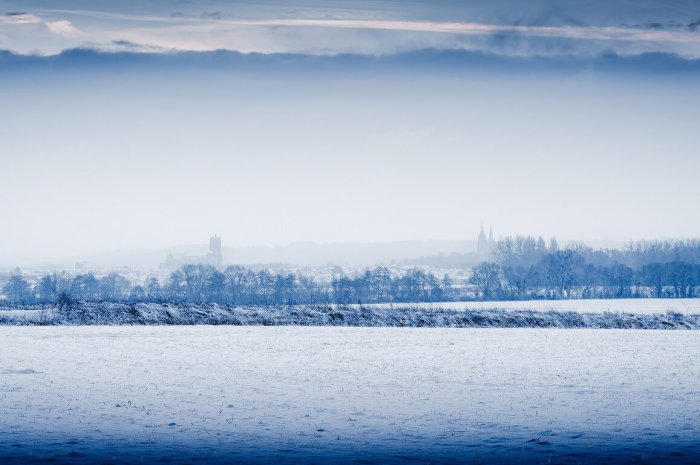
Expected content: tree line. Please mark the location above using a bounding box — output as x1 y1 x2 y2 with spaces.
3 237 700 306
469 237 700 300
1 265 453 306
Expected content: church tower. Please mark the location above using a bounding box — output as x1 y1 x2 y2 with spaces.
208 235 223 269
477 223 495 257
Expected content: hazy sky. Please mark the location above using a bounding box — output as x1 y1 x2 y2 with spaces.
1 1 700 264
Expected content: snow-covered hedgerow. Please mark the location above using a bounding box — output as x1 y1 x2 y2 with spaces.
0 303 699 329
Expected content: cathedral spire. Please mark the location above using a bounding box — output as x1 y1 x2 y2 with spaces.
477 222 488 255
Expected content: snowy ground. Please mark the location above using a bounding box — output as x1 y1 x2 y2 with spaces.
1 302 699 328
1 326 699 464
359 298 700 314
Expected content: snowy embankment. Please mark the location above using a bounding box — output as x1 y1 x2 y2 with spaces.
359 297 700 315
1 302 699 328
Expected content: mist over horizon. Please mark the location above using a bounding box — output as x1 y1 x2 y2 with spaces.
2 0 699 266
0 234 681 271
2 50 699 264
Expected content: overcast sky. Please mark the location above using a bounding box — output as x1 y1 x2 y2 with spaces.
2 0 700 56
1 1 700 264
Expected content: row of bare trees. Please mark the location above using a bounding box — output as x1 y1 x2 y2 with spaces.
4 236 700 305
470 236 700 300
2 272 131 305
2 265 454 306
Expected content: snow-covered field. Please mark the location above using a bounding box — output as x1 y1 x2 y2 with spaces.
360 298 700 314
2 300 700 328
1 326 699 464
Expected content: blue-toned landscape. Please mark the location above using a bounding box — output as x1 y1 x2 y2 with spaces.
2 1 700 463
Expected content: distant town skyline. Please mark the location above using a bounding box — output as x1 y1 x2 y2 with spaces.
0 229 638 271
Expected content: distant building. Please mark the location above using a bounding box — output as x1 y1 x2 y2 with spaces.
208 235 223 268
162 235 224 270
477 223 495 257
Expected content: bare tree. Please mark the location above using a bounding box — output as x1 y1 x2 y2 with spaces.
469 262 502 300
3 273 30 304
